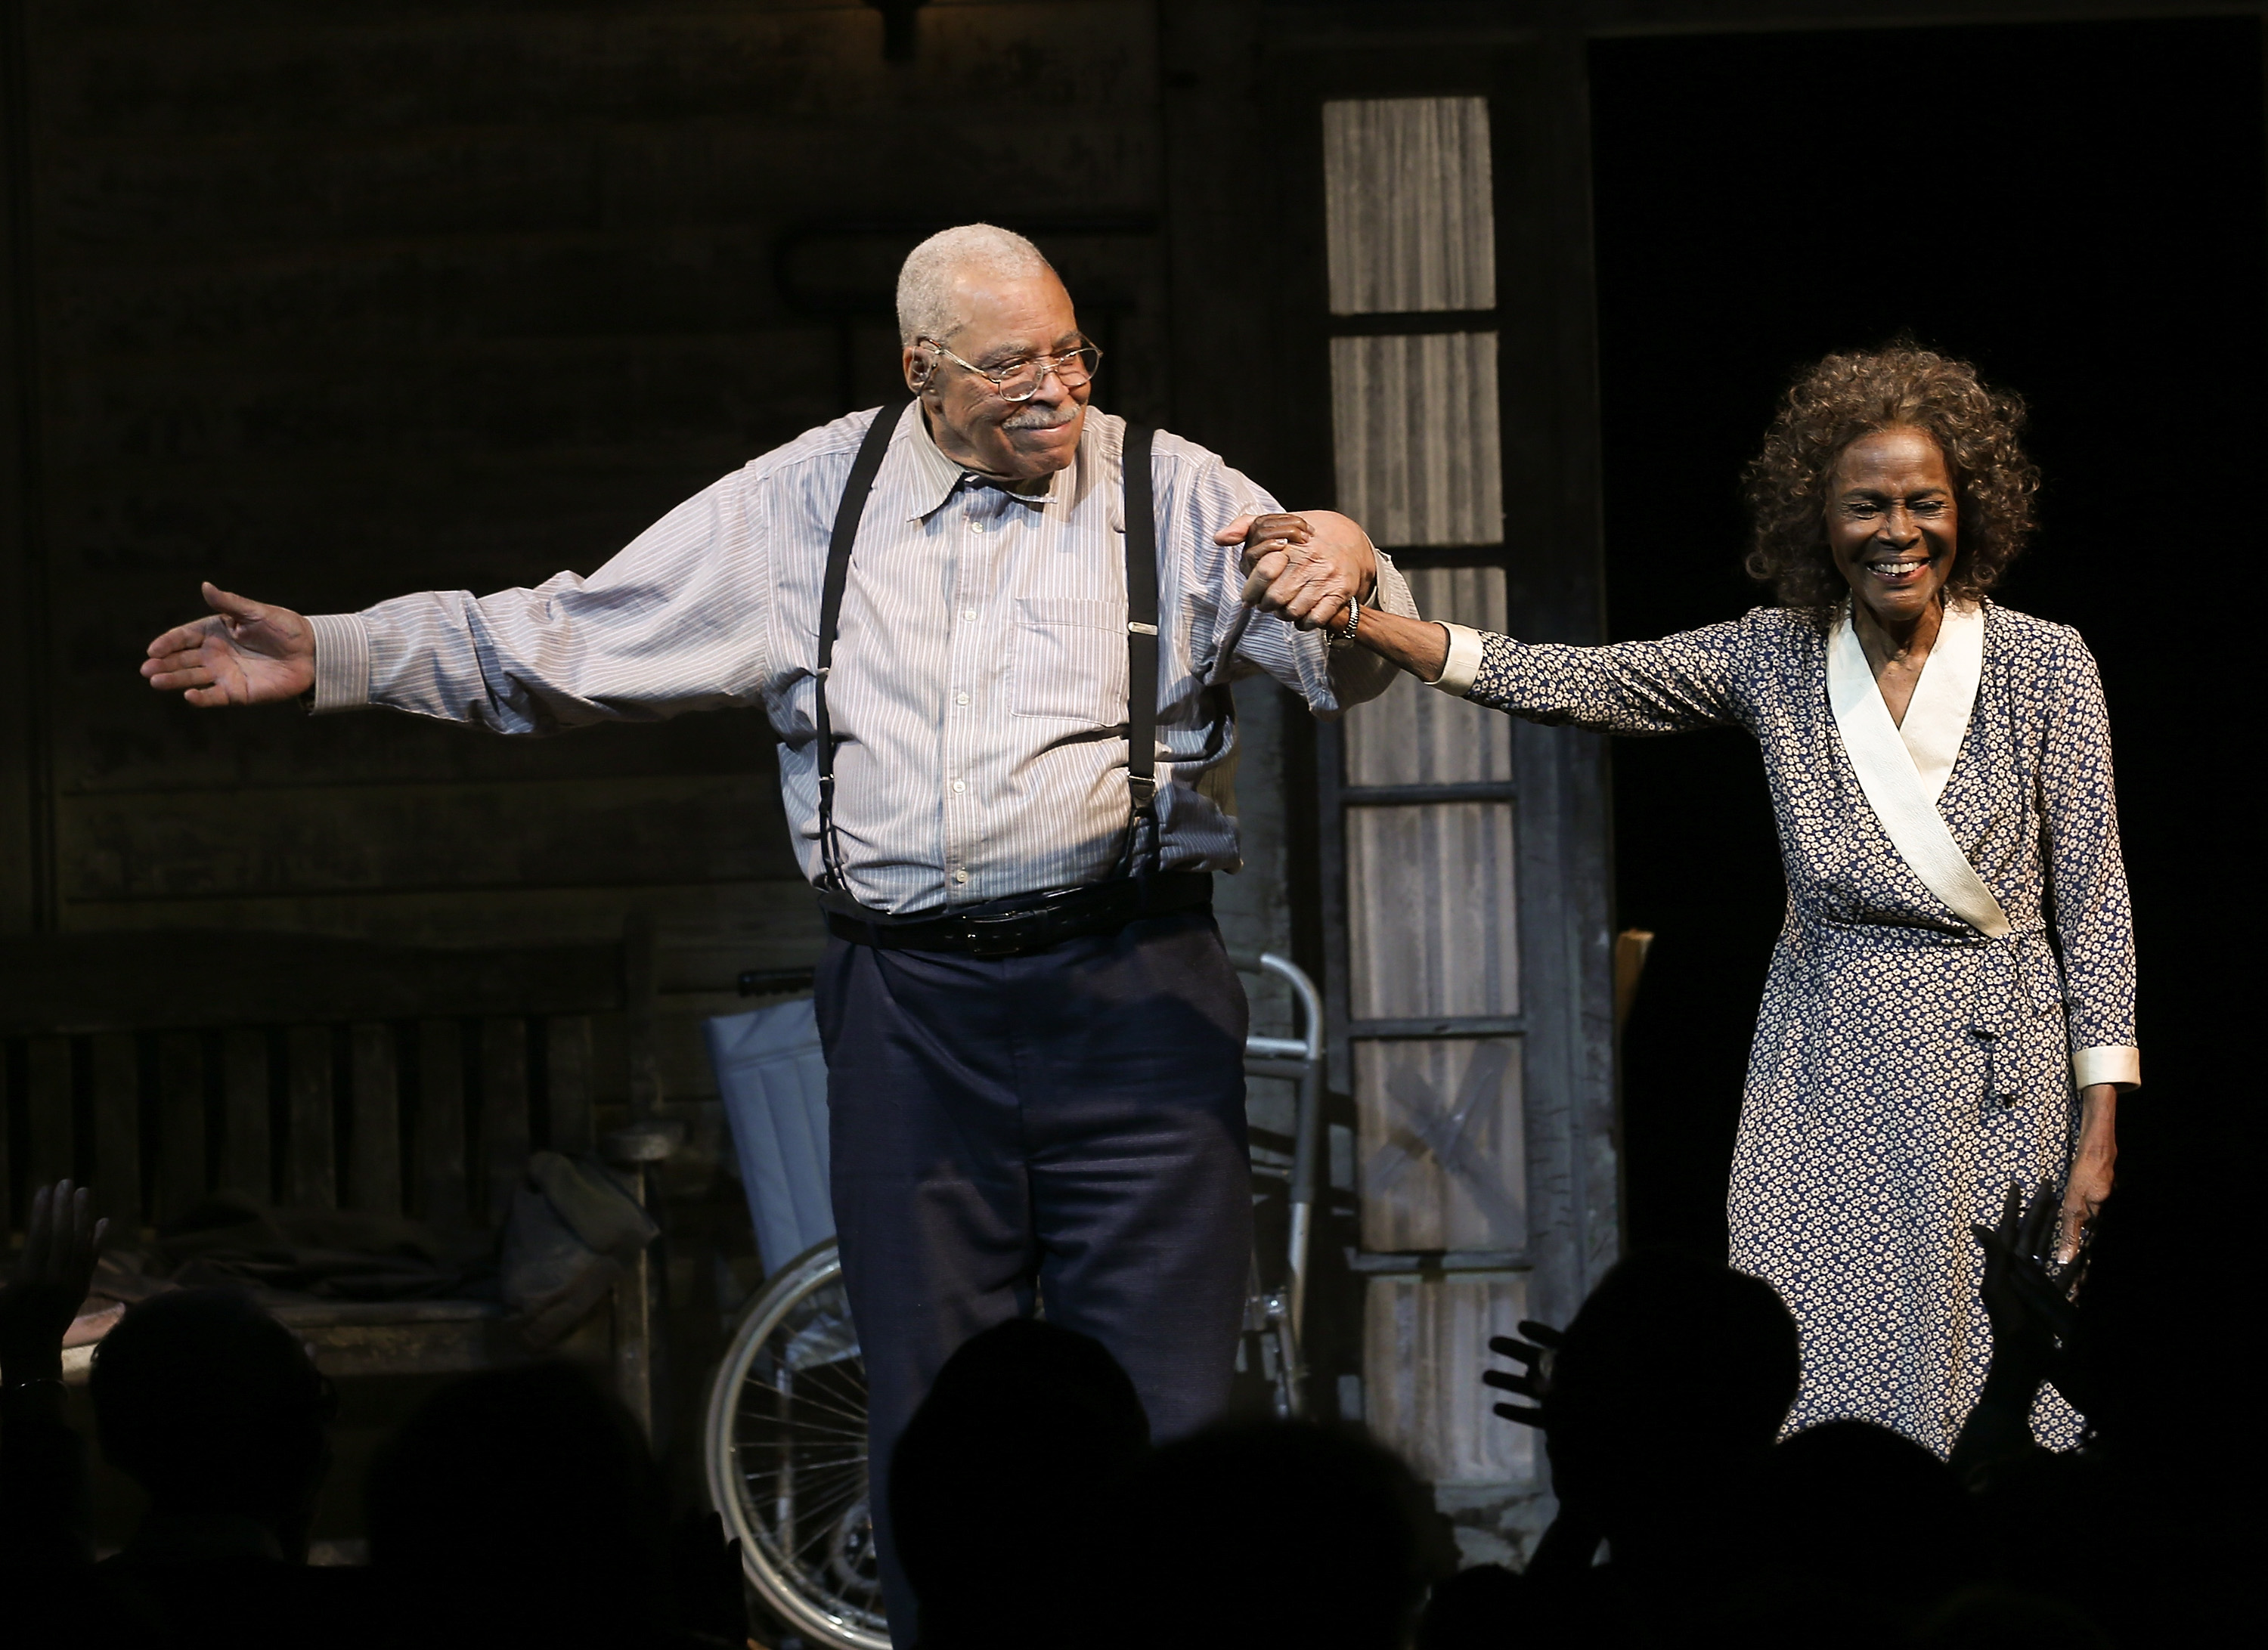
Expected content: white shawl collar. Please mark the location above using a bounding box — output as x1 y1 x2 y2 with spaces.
1828 600 2010 938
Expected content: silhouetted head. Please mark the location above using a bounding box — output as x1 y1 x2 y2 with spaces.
367 1361 671 1648
1759 1421 1981 1617
89 1288 334 1553
891 1317 1148 1648
1109 1421 1437 1650
1543 1251 1800 1550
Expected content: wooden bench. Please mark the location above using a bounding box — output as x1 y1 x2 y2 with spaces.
0 925 673 1426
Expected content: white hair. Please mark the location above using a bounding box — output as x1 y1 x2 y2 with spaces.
895 224 1058 346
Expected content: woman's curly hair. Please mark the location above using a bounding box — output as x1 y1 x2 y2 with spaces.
1741 345 2039 615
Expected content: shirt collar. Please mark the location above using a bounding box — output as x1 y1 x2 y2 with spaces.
902 403 1064 522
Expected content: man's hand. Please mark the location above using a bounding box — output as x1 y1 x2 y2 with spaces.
1214 510 1377 633
141 583 317 707
0 1181 107 1384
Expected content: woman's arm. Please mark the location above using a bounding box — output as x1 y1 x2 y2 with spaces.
1354 608 1758 737
2033 630 2138 1260
1352 605 1450 682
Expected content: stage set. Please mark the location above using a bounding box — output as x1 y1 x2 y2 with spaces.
0 5 2257 1648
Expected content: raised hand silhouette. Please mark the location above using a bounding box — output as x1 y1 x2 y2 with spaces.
0 1180 107 1382
141 583 317 707
1483 1320 1564 1429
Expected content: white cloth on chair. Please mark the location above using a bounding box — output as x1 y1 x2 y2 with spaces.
705 998 835 1276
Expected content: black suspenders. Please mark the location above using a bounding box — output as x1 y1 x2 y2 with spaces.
811 407 1162 899
1120 422 1160 886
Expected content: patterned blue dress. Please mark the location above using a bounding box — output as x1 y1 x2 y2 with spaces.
1462 601 2137 1453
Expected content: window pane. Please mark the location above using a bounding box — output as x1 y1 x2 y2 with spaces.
1353 1036 1526 1252
1323 96 1495 315
1344 567 1510 787
1364 1272 1535 1484
1347 800 1518 1019
1331 332 1502 547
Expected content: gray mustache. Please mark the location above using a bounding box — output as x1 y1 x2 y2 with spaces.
1004 404 1078 431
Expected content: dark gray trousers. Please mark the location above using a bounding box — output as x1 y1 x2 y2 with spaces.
813 909 1253 1647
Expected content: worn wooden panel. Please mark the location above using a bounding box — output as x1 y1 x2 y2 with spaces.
418 1019 468 1231
284 1025 336 1209
280 1310 506 1380
0 933 626 1033
1323 96 1495 315
153 1032 206 1223
1363 1272 1534 1486
21 1037 75 1196
547 1015 596 1158
0 1044 12 1234
480 1017 531 1226
89 1032 142 1232
1343 568 1511 788
218 1028 271 1203
0 1038 11 1233
1347 802 1519 1020
348 1022 401 1215
56 882 821 961
1331 332 1503 547
1354 1038 1526 1253
59 775 798 905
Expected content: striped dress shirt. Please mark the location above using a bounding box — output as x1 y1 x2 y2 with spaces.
308 401 1414 915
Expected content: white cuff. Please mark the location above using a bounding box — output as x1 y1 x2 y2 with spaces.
2072 1045 2139 1091
1426 623 1485 696
306 612 373 714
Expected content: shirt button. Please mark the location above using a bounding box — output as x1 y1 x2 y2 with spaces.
954 691 970 706
968 519 988 534
951 869 969 885
962 608 978 621
951 779 966 794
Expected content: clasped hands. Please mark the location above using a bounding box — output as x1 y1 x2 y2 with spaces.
1215 510 1377 633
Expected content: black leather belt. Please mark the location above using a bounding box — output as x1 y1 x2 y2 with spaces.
820 872 1213 958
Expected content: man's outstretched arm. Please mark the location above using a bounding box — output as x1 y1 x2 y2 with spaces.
141 582 317 707
136 475 776 735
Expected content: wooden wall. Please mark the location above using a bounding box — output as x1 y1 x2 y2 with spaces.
0 0 1201 1057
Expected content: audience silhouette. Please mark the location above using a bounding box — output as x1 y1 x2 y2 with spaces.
367 1359 729 1648
2 1183 370 1649
0 1173 2231 1649
1470 1249 1801 1643
1107 1418 1447 1650
890 1317 1150 1648
88 1286 359 1646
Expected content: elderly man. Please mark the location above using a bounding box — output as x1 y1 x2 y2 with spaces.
141 222 1412 1638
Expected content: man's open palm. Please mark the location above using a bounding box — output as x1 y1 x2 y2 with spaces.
141 582 317 707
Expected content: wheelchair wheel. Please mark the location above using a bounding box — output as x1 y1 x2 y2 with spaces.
705 1240 890 1650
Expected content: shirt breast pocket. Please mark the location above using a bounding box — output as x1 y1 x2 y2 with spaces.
1009 597 1129 725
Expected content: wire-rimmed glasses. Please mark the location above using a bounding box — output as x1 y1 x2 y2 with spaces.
919 338 1102 403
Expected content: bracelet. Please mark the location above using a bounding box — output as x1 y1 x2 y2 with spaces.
1329 595 1362 646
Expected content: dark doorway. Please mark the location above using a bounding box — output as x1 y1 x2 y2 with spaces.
1589 14 2263 1280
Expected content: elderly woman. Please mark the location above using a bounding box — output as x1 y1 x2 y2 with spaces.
1262 346 2136 1453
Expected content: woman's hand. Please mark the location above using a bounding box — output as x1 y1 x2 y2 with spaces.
2057 1084 2118 1264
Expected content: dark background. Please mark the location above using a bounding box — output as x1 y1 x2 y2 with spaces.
1596 14 2262 1403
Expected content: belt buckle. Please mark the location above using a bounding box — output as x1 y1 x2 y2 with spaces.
959 912 1035 959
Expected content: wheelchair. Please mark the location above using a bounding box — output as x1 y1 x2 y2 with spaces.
702 950 1325 1650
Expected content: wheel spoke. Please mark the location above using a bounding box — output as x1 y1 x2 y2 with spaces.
736 1387 873 1432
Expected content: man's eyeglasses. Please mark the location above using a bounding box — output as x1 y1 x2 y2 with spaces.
920 338 1102 403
